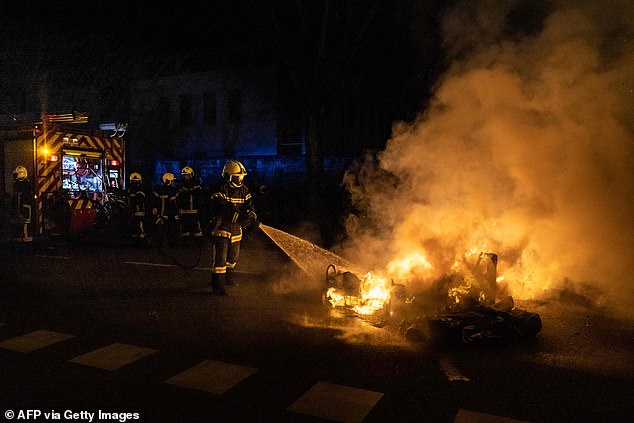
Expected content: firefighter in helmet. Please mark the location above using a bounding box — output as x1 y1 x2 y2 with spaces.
151 172 179 247
177 166 203 245
208 160 258 295
11 165 33 242
127 172 147 240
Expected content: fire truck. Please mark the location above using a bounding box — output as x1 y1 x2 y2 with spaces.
31 113 127 235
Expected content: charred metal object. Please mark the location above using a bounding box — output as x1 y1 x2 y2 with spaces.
400 296 542 345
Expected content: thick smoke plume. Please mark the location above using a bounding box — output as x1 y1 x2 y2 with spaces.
340 0 634 315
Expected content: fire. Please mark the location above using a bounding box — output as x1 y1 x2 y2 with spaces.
325 248 501 318
325 287 360 308
386 252 433 280
353 272 391 315
448 284 471 304
446 250 499 306
325 271 392 316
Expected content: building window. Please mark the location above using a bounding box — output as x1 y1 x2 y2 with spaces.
203 92 216 125
227 90 242 123
179 95 193 126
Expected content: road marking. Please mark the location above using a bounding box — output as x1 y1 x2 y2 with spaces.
69 342 157 371
124 261 255 273
439 356 471 382
124 261 174 268
288 381 383 423
454 409 533 422
34 254 72 260
192 266 255 274
165 359 258 394
0 330 75 353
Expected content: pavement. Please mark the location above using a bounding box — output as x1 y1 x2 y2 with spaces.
0 229 633 423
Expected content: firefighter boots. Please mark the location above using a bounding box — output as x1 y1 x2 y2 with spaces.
210 273 227 296
225 270 235 286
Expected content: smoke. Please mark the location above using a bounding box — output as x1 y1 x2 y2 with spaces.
341 0 634 315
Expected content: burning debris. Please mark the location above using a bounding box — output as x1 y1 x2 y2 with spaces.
322 252 542 345
321 265 407 321
259 223 541 345
400 294 542 346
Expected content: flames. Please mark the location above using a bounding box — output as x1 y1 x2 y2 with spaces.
353 272 392 315
325 272 392 316
325 248 503 317
386 252 432 280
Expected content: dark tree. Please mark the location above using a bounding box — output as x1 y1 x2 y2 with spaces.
257 0 388 218
256 0 445 227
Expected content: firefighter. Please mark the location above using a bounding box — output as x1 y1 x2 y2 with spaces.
127 172 147 240
208 160 258 295
177 166 203 245
151 172 179 247
11 165 33 242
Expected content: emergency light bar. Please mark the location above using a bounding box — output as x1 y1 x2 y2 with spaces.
99 122 127 137
64 150 102 158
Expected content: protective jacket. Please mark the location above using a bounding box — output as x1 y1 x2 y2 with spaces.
210 181 255 242
128 182 146 217
177 177 202 214
151 183 179 221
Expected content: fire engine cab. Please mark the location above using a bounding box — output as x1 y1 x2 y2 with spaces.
33 113 127 235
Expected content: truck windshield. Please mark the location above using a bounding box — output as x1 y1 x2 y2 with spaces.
62 154 103 196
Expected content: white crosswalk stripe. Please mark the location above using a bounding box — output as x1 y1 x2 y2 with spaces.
0 329 75 353
0 325 533 422
287 381 384 423
68 342 157 371
165 359 258 394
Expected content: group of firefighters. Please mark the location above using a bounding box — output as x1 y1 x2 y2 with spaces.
7 160 259 296
128 160 259 295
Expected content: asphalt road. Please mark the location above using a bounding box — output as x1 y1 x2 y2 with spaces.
0 230 633 423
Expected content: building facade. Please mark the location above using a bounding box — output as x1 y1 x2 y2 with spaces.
128 66 303 163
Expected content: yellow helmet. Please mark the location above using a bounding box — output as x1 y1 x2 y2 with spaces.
13 165 28 181
222 160 247 187
162 172 175 185
181 166 194 179
129 172 142 183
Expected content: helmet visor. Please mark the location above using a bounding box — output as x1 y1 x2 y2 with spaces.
229 174 244 187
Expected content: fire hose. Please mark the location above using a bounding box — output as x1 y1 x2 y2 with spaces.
146 216 205 271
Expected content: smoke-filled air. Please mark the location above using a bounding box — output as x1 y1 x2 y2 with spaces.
339 0 634 316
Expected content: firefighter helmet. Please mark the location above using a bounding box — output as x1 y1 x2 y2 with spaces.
129 172 142 183
162 172 175 185
181 166 194 180
13 165 28 181
222 160 247 188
